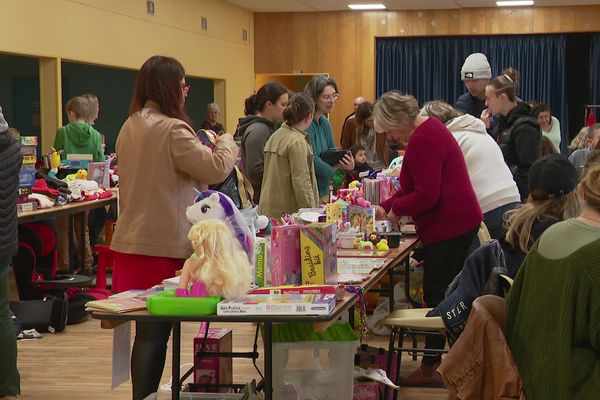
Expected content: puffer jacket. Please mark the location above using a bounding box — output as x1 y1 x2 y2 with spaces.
0 116 23 259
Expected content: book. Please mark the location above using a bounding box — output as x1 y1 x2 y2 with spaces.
248 284 338 295
335 273 369 284
336 248 391 258
217 294 336 316
108 287 165 301
337 258 386 274
85 297 147 313
162 276 181 288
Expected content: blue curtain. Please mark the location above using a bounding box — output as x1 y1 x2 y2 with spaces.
589 34 600 112
376 34 567 152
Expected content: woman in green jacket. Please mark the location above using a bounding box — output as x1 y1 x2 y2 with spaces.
259 93 319 219
304 76 354 200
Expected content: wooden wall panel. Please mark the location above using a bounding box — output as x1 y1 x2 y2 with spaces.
255 6 600 144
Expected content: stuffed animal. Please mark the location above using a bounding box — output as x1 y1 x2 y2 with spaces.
359 240 374 251
48 147 62 178
177 219 252 299
376 239 389 251
65 168 88 181
186 190 254 261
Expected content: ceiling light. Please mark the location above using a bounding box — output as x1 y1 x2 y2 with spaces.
496 1 534 6
348 4 387 10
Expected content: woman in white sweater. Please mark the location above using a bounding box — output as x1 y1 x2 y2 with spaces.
534 102 561 152
421 101 521 239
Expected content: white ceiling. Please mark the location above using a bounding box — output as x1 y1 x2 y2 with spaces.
225 0 600 12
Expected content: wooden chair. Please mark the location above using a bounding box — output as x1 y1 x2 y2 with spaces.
477 221 491 245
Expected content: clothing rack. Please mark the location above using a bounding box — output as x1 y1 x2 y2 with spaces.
584 104 600 121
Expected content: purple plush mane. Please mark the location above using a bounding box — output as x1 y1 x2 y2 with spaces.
186 190 253 259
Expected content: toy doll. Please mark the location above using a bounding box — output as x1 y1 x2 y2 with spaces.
186 190 255 260
177 219 252 300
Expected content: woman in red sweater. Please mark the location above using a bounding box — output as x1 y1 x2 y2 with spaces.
373 91 482 386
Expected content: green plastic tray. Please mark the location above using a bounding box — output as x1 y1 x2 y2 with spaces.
146 288 221 316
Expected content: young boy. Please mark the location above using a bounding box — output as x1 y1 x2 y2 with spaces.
53 96 104 274
345 144 371 183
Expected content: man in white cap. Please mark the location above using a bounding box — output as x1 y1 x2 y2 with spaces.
455 53 492 119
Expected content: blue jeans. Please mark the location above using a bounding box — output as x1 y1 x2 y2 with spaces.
0 258 20 396
484 202 520 240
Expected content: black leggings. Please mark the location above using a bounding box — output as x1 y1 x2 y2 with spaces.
131 321 173 400
422 227 478 365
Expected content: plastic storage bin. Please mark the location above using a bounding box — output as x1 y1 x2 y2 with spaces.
272 322 358 400
143 392 244 400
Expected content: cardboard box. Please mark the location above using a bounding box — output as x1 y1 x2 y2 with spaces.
193 328 232 393
300 222 337 285
18 186 32 196
19 136 38 146
353 381 379 400
349 206 376 234
270 224 301 286
61 159 90 169
17 201 37 214
18 170 36 187
20 146 37 156
88 161 110 188
254 237 270 287
22 154 37 164
355 346 397 400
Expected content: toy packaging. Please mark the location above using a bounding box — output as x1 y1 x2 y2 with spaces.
326 202 344 222
192 328 233 393
300 222 337 285
353 381 380 400
270 224 301 286
217 293 336 316
254 237 271 287
349 205 376 234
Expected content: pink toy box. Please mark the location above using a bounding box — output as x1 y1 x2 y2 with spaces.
192 328 233 393
270 225 301 286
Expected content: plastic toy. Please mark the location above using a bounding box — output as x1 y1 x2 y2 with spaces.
48 147 62 178
358 240 374 251
348 180 362 191
66 168 88 181
376 239 389 251
177 219 252 300
186 190 254 261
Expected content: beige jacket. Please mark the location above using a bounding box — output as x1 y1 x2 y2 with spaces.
258 123 319 219
438 295 524 400
111 101 238 259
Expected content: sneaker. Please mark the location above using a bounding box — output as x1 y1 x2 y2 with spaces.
399 361 443 388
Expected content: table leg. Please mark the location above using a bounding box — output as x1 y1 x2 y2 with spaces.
388 264 395 312
172 322 181 400
68 214 75 271
263 322 273 400
80 212 87 274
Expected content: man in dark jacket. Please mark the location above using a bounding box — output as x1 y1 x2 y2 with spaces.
455 53 491 119
0 105 22 399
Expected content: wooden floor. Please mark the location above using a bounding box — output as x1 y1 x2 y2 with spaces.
15 317 449 400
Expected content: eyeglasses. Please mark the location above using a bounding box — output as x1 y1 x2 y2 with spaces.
320 92 340 101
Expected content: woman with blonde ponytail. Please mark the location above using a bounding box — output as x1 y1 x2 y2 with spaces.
258 93 319 218
506 161 600 399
